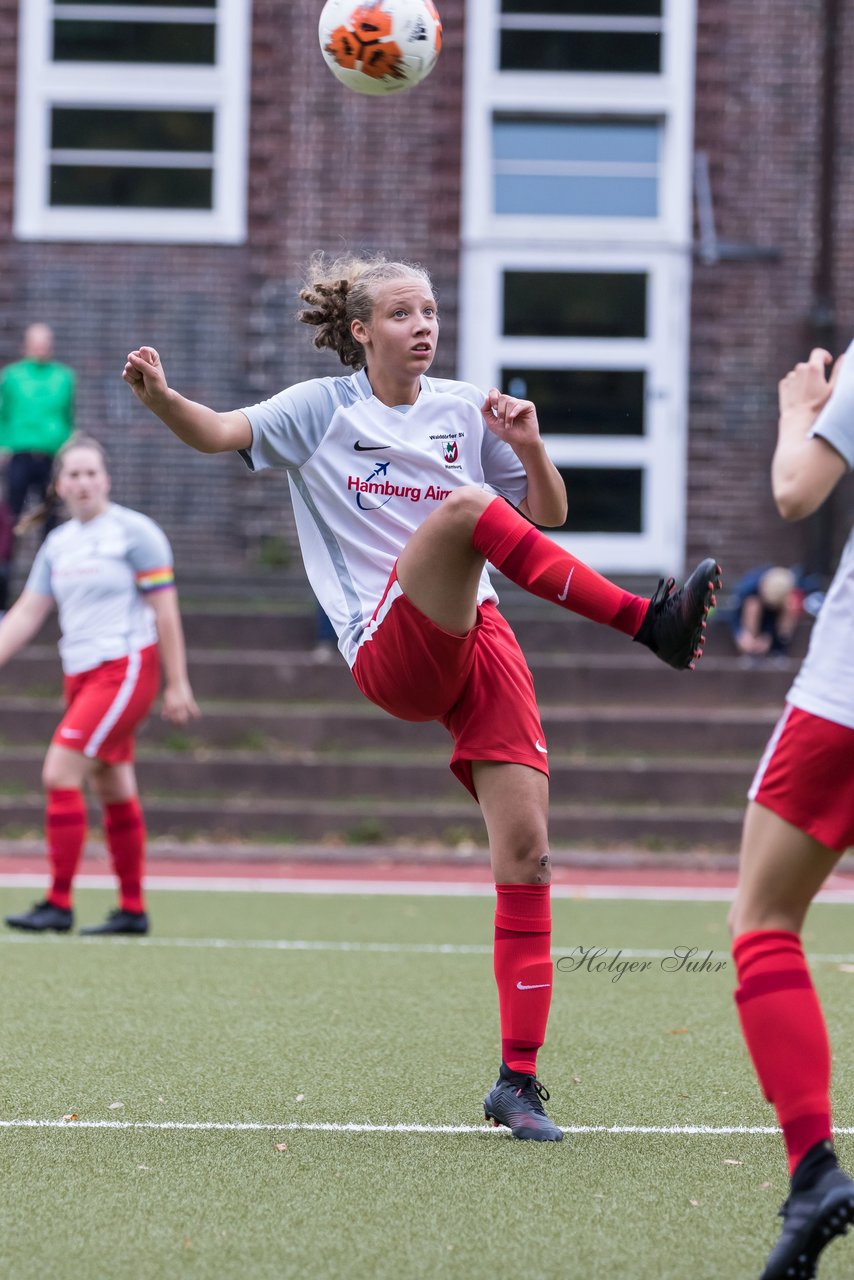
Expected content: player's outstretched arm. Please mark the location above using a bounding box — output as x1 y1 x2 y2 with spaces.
772 347 849 521
123 346 252 454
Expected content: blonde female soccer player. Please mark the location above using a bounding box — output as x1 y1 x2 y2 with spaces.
1 434 199 936
123 252 720 1139
729 345 854 1280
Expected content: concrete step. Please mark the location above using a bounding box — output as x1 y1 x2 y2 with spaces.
0 695 779 756
0 794 744 848
0 747 754 808
0 647 799 706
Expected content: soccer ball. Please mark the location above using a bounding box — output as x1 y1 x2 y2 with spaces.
318 0 442 96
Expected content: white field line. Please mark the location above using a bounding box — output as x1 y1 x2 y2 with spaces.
5 1118 854 1137
5 870 854 903
2 934 854 967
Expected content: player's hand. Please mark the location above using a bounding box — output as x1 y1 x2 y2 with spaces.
481 388 541 449
161 679 201 725
778 347 839 421
123 346 169 409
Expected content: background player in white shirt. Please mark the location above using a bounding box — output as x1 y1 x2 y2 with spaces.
728 345 854 1280
1 435 199 936
123 252 720 1141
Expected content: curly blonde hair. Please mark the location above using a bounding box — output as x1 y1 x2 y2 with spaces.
297 252 435 369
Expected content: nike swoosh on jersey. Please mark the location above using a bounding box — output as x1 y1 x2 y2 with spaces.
535 740 548 753
353 441 391 451
516 981 551 990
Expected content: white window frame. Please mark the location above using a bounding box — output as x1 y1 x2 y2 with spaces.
461 247 691 573
15 0 251 244
460 0 697 575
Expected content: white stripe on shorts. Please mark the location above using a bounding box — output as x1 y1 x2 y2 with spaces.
83 648 143 759
748 702 794 801
356 578 404 652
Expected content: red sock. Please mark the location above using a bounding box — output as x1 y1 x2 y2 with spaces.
494 884 553 1076
472 496 648 635
46 788 87 910
734 929 833 1173
104 798 146 913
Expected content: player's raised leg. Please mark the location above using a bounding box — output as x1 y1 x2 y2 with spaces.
397 486 721 669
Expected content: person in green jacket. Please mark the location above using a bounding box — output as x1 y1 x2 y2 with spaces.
0 324 76 611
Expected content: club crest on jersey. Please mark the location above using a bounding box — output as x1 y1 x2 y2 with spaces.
442 440 458 464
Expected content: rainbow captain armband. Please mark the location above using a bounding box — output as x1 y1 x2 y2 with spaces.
135 566 175 593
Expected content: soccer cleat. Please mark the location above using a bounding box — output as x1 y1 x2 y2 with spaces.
633 557 722 671
4 899 73 932
483 1063 564 1141
79 909 150 936
760 1166 854 1280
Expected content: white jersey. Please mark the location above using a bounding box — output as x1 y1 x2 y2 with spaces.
240 369 528 666
26 502 174 676
787 341 854 729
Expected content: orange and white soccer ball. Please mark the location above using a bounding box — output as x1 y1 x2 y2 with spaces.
318 0 442 96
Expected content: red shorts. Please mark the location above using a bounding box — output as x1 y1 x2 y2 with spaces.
352 569 548 800
52 645 160 765
749 703 854 853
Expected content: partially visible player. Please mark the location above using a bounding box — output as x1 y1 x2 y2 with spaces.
1 434 199 936
123 251 720 1139
729 345 854 1279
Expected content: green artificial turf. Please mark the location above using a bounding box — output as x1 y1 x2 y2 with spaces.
2 888 854 1279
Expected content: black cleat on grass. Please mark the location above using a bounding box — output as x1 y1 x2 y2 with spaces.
4 899 73 932
760 1166 854 1280
483 1063 563 1142
79 909 149 936
633 557 722 671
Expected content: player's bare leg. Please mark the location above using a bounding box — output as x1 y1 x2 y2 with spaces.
731 804 854 1280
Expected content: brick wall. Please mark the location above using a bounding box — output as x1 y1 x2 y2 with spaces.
690 0 854 580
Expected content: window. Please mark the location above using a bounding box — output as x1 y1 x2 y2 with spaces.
503 270 647 338
461 0 696 572
16 0 250 242
499 1 663 75
556 467 643 534
50 106 215 209
502 369 646 436
493 117 661 218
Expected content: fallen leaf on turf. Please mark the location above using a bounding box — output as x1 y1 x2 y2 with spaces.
158 1096 166 1103
689 1199 699 1207
274 1143 288 1152
670 1028 690 1035
572 1076 582 1084
295 1094 305 1102
138 1165 148 1171
759 1182 771 1190
62 1114 77 1122
109 1101 124 1110
723 1159 743 1166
